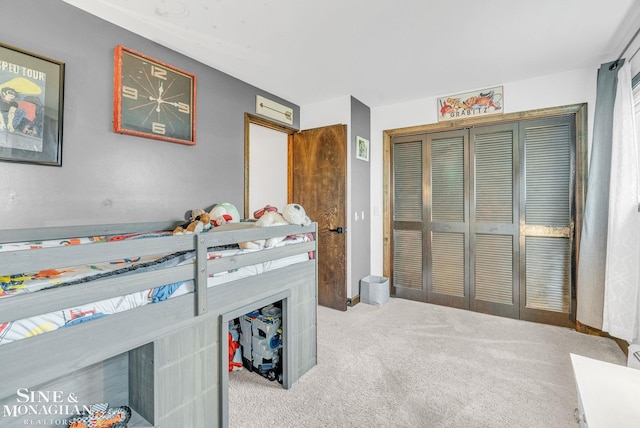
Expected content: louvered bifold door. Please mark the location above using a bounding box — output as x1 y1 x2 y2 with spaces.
470 124 520 318
519 116 575 326
426 130 469 309
391 135 426 301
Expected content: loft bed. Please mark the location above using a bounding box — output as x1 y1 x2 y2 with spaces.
0 220 318 428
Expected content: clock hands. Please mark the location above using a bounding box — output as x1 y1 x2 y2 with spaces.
155 82 164 111
149 82 181 112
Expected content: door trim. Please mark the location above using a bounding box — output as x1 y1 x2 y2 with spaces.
244 113 298 218
382 104 588 323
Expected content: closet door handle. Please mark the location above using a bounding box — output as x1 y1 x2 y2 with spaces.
329 227 344 234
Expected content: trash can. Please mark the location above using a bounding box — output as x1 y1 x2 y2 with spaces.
360 275 389 306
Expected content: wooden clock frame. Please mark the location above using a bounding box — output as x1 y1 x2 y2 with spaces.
113 45 196 145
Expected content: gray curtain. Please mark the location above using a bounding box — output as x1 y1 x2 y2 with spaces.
576 59 624 329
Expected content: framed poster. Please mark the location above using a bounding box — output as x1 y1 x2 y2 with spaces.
114 45 196 145
437 86 503 122
356 136 369 161
0 42 64 166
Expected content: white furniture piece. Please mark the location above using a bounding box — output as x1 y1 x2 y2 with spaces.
628 345 640 370
570 353 640 427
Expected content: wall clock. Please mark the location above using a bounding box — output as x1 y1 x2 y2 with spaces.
114 45 196 145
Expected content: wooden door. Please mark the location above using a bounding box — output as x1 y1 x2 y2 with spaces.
291 124 348 311
467 124 520 318
390 129 471 309
518 116 575 326
427 129 470 309
390 134 426 302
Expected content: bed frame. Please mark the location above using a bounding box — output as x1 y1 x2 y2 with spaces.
0 221 318 428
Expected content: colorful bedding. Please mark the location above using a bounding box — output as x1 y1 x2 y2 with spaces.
0 230 174 298
0 230 313 346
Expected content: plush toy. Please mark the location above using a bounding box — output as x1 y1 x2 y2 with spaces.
282 203 311 227
240 203 311 249
209 202 241 226
173 209 212 235
256 211 289 228
173 203 241 235
253 205 278 219
239 211 286 249
67 403 131 428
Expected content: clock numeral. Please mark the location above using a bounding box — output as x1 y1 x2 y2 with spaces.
151 65 167 80
178 102 190 114
122 85 138 100
152 122 166 135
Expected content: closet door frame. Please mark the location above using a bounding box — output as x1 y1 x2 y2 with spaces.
383 104 588 326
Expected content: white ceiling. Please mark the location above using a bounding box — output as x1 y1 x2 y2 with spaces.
61 0 639 108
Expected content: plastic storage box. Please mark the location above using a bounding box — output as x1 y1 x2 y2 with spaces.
360 275 390 306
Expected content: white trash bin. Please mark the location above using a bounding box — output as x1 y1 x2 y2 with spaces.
360 275 389 306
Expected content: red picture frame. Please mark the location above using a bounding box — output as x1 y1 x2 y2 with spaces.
113 45 196 145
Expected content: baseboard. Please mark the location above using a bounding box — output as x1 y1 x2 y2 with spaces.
347 295 360 307
575 321 629 356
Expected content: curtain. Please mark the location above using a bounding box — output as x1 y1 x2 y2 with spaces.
577 60 622 329
602 62 640 342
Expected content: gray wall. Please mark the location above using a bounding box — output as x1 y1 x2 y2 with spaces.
350 96 371 298
0 0 299 230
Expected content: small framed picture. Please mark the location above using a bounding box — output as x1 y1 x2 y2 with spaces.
356 136 369 162
0 42 64 166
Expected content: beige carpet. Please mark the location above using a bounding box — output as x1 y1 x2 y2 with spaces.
229 297 626 427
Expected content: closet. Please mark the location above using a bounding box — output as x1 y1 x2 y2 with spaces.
385 105 587 327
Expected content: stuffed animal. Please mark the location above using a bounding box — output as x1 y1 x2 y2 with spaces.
173 209 212 235
282 203 311 226
209 202 241 226
253 205 278 219
239 203 311 249
239 211 287 249
173 203 241 235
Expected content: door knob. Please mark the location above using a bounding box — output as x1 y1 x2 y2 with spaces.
329 227 344 234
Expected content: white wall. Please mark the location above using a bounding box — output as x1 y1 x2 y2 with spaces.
369 66 599 276
300 97 351 130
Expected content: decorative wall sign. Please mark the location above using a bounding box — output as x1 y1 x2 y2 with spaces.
256 95 293 125
114 45 196 145
0 42 64 166
356 136 369 162
437 86 503 122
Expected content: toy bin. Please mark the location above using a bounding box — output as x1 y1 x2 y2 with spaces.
252 350 280 371
252 335 281 355
360 275 390 306
252 316 281 338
